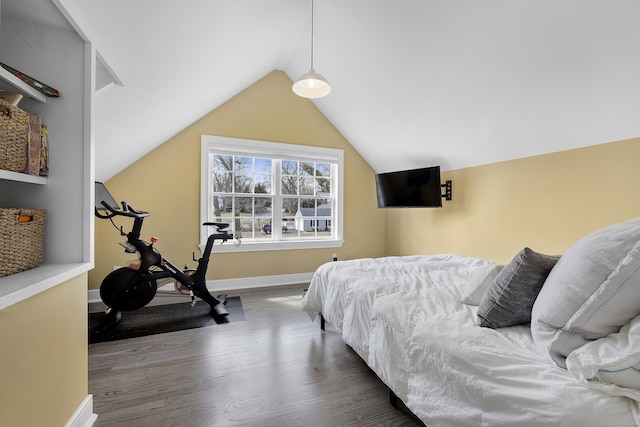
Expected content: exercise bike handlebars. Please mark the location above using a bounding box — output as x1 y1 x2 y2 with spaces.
95 200 150 220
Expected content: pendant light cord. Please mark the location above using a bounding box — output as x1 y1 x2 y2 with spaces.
310 0 315 71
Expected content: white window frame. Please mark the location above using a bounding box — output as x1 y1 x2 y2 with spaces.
201 135 344 253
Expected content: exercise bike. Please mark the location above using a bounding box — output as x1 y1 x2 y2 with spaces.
94 181 240 323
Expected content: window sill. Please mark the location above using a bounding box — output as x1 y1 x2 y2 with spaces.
203 239 345 253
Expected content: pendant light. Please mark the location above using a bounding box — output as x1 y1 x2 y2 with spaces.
292 0 331 98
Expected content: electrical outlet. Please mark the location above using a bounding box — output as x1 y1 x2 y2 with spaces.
332 253 338 262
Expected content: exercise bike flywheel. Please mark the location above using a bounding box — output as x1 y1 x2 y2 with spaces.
100 267 158 311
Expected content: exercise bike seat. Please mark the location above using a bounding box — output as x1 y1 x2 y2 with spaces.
203 222 229 230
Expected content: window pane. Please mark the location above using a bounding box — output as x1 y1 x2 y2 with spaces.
254 174 271 194
254 197 272 217
300 161 314 176
211 196 232 219
239 218 258 236
282 160 297 175
281 175 298 195
234 174 252 193
213 154 233 171
282 217 296 232
235 156 252 173
316 177 331 196
254 158 272 174
282 197 298 216
316 218 332 236
235 197 253 215
213 172 232 192
299 177 315 195
300 198 316 210
316 163 331 177
317 199 332 217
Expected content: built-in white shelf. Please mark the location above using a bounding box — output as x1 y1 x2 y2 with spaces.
0 66 47 103
0 169 47 184
0 0 93 313
0 60 48 185
0 262 91 310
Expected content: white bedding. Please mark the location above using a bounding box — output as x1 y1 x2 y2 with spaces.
301 255 639 427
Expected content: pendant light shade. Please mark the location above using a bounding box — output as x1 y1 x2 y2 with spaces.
293 0 331 98
292 70 331 98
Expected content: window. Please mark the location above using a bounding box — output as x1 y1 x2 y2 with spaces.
201 135 344 252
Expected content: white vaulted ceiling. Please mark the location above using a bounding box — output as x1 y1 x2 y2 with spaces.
18 1 640 180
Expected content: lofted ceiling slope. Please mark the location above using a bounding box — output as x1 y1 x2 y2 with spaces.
13 1 640 181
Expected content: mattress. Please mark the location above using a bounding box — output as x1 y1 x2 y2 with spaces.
301 254 639 426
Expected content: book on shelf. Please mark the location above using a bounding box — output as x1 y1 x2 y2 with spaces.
24 113 41 176
39 125 48 177
21 114 49 177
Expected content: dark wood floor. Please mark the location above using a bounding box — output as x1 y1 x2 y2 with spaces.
88 284 425 427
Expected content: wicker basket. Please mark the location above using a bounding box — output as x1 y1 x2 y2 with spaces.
0 99 29 172
0 208 46 277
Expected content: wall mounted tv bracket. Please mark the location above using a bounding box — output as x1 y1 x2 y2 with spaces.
441 180 452 201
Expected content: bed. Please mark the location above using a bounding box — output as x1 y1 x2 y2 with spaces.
301 217 640 426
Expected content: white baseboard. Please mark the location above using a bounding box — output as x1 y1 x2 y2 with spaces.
207 272 313 291
88 272 313 303
65 395 97 427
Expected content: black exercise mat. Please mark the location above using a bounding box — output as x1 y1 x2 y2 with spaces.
89 297 245 344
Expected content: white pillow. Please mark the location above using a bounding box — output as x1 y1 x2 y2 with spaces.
460 264 503 306
531 216 640 367
566 314 640 402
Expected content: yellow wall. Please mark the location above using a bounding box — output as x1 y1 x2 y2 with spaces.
89 71 385 289
385 137 640 264
90 70 640 289
0 274 88 427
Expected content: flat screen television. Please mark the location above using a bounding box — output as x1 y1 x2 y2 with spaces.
375 166 442 208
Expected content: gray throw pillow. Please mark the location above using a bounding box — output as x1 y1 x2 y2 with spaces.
478 247 560 328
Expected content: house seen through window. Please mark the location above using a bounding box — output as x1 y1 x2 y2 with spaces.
201 136 344 252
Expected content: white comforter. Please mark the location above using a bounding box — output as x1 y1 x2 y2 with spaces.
301 254 639 427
